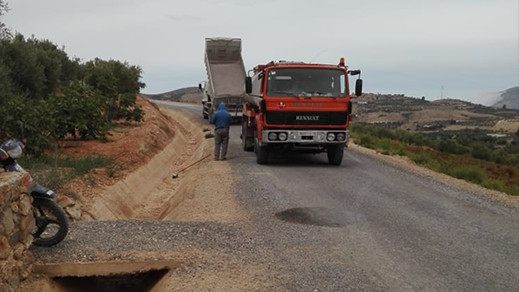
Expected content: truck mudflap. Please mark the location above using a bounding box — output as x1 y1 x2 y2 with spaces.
227 103 243 119
260 130 349 144
213 96 242 119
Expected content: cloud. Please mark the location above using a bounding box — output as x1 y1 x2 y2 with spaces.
3 0 518 100
165 14 201 21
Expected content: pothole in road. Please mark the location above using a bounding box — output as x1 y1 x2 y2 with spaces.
33 261 176 292
275 207 355 227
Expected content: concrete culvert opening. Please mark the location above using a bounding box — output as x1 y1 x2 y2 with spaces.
52 268 169 292
33 261 176 292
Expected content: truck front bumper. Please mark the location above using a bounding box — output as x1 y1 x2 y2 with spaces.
261 130 349 144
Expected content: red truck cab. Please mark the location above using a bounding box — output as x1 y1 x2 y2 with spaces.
241 58 362 165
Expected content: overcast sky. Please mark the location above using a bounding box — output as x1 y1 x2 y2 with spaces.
3 0 518 103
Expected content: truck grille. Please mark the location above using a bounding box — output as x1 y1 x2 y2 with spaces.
266 111 347 125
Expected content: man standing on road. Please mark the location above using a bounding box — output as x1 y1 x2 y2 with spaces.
211 102 232 161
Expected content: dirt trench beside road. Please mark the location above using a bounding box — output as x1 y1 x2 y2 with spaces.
22 102 258 292
85 104 247 223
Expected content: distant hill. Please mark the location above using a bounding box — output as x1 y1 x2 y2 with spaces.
353 93 519 133
143 87 519 134
491 86 519 110
142 87 202 103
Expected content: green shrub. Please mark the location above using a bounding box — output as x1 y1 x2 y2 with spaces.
395 148 407 156
481 179 519 196
20 154 113 189
471 142 492 161
437 139 469 155
357 134 375 149
481 178 507 193
446 166 485 184
58 155 113 176
410 153 433 167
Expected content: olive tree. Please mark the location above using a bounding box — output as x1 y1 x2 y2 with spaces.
0 25 147 155
82 58 145 122
0 0 10 39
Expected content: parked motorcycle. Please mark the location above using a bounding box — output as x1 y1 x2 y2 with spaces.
0 139 68 246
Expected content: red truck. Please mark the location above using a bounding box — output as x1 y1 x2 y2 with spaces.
241 58 362 165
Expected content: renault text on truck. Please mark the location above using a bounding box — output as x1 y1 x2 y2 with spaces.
241 58 362 165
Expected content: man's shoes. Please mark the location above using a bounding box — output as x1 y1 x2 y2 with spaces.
214 157 219 161
221 157 226 161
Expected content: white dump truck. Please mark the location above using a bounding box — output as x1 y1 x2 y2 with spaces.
199 37 246 122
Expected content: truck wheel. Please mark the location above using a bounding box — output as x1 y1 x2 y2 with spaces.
254 135 269 164
202 102 208 119
327 144 344 166
209 109 214 124
242 120 254 151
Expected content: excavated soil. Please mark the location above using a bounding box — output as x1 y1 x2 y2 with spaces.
54 96 244 223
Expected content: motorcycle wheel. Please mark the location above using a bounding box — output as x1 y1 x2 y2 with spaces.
32 198 69 247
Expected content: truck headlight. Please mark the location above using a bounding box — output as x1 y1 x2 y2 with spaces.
278 132 287 141
336 133 346 141
327 133 336 141
268 132 278 141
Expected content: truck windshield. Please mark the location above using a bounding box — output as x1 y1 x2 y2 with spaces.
266 68 347 97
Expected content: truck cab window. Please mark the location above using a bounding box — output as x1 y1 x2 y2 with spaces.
266 68 346 97
267 74 297 96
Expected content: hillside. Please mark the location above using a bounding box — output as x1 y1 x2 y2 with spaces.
142 87 202 103
145 87 519 135
141 85 519 136
146 87 519 134
352 93 519 133
491 86 519 110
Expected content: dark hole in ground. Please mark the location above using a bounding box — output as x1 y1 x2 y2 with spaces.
276 207 353 227
52 268 169 292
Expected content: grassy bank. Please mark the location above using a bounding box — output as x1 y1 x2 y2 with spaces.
19 154 114 190
350 124 519 196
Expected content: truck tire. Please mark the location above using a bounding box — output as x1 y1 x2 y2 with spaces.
242 119 254 151
327 144 344 166
254 135 269 164
202 102 208 119
208 108 214 124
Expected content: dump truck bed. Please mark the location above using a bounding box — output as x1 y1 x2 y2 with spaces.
204 38 246 98
207 62 246 97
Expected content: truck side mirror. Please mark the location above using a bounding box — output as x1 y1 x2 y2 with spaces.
355 79 363 97
198 83 203 91
245 77 252 94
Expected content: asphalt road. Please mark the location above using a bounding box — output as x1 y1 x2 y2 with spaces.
161 101 519 290
34 101 519 291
